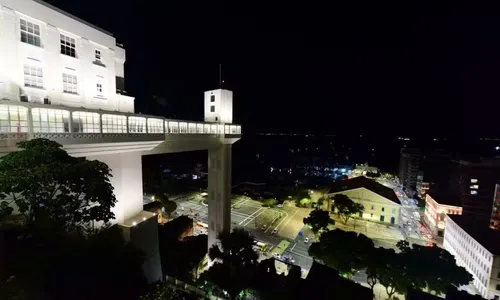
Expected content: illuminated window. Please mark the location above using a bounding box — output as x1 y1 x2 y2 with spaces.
128 116 146 133
471 179 478 183
210 105 215 112
179 122 188 133
147 118 164 133
204 124 210 133
24 65 43 88
0 105 28 133
62 73 78 94
60 34 76 57
188 123 197 133
210 124 217 134
20 19 41 47
72 112 100 133
471 190 478 195
196 123 203 133
470 185 479 189
102 114 127 133
31 108 69 133
167 121 178 133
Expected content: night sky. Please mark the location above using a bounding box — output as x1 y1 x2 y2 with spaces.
46 0 500 137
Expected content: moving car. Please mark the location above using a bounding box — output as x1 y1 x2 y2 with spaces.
304 237 309 243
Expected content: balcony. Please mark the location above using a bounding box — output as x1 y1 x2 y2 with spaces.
0 101 241 154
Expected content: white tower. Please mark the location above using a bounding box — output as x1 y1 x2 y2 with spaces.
204 89 233 123
205 88 235 249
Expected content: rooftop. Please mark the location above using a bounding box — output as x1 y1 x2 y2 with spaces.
34 0 113 36
427 190 462 207
330 176 401 205
448 214 500 255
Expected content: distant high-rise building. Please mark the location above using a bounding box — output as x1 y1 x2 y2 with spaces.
448 159 500 217
489 184 500 230
398 148 422 196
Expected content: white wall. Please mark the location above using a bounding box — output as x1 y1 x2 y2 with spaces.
204 89 233 123
444 217 499 299
87 152 143 224
0 0 133 113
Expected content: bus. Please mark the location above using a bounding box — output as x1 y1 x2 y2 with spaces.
269 240 290 259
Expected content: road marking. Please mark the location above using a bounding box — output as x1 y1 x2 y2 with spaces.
239 207 264 225
264 210 288 233
273 209 299 232
290 242 297 251
289 250 311 259
242 207 268 226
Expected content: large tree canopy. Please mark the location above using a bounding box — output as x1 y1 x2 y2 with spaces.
331 194 364 224
303 208 334 236
308 229 374 278
202 228 259 299
0 139 116 231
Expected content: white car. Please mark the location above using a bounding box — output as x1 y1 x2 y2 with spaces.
304 237 309 243
277 203 284 208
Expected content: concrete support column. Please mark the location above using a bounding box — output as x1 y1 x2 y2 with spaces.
207 143 232 249
87 152 144 224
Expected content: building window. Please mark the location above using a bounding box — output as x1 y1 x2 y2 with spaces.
370 213 373 218
62 73 77 94
20 19 41 47
471 179 478 183
96 83 103 95
128 116 146 133
370 205 374 210
496 284 500 291
23 65 43 88
60 34 76 57
147 118 164 133
0 105 28 133
392 208 396 214
31 108 70 133
470 185 479 189
210 95 215 102
95 49 101 61
381 207 385 212
471 190 478 195
168 121 179 133
179 122 188 133
72 112 100 133
210 105 215 112
102 114 127 133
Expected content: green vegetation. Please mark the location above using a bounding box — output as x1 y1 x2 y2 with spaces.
0 139 116 232
0 139 148 300
153 193 177 219
201 228 259 299
309 228 473 299
331 194 364 224
303 209 335 236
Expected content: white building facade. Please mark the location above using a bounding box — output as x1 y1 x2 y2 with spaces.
444 216 500 299
0 0 134 113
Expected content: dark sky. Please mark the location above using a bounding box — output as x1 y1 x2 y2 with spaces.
46 0 500 137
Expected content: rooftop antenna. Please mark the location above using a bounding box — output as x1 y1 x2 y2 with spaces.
219 63 224 89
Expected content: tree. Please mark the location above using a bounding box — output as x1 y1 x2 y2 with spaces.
203 228 259 299
139 283 197 300
308 229 374 278
365 247 396 291
154 193 177 219
331 194 364 224
0 139 116 232
376 250 407 299
303 209 334 236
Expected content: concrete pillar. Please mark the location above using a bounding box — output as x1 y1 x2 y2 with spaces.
207 143 232 249
87 152 143 224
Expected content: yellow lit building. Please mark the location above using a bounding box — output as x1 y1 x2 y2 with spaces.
328 176 401 225
424 192 462 237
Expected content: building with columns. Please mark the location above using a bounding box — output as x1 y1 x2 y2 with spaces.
0 0 241 283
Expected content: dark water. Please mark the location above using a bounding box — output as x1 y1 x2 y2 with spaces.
142 133 500 187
